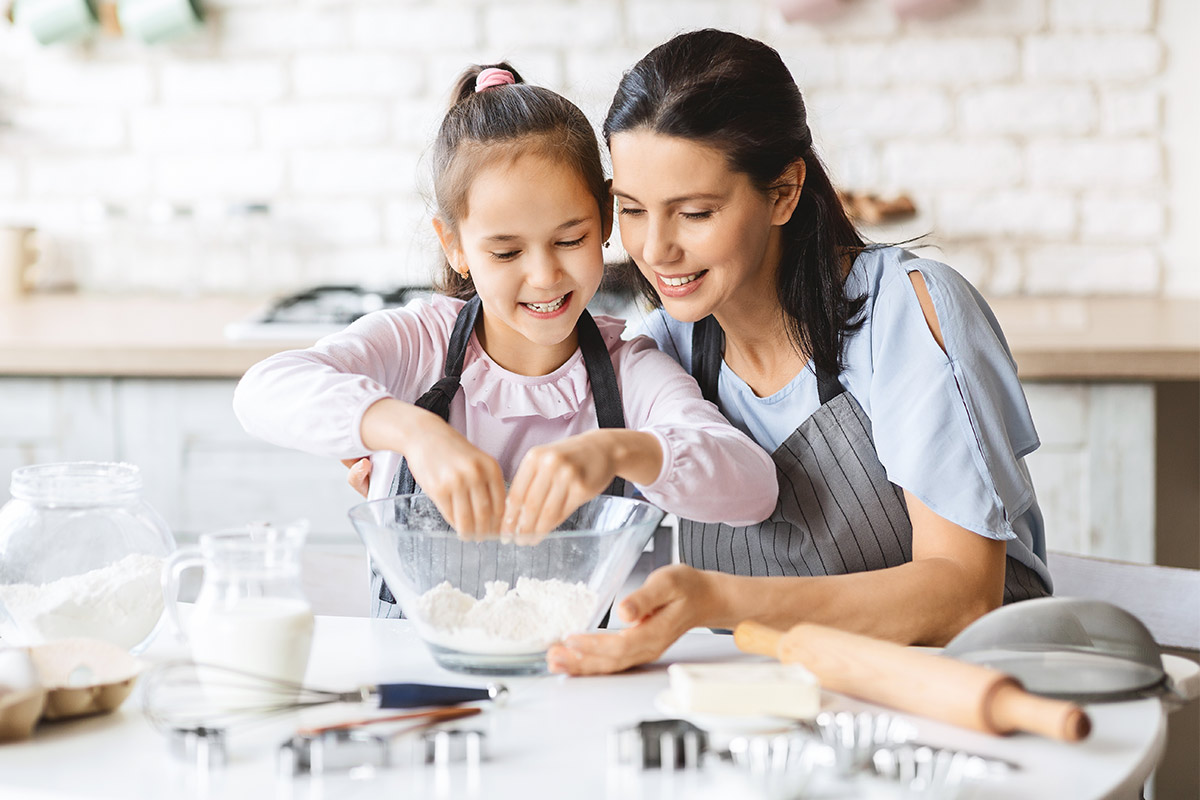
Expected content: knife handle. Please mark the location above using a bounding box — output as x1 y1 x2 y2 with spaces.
376 682 493 709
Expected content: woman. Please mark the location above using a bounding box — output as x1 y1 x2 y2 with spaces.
543 29 1050 675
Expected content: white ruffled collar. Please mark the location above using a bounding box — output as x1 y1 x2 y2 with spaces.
457 314 628 421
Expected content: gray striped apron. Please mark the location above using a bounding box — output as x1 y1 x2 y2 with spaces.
679 316 1048 604
371 294 629 619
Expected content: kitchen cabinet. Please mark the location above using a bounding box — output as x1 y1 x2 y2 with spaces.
0 376 363 542
1023 382 1155 563
0 374 1163 567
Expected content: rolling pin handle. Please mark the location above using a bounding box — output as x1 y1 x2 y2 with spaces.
732 621 784 658
988 681 1091 742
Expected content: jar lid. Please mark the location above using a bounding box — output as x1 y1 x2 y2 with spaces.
10 462 143 505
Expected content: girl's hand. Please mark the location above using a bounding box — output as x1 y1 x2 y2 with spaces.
402 417 507 537
360 399 506 537
502 431 618 543
341 458 371 498
546 564 713 675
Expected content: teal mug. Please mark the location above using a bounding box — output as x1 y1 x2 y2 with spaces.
117 0 202 44
12 0 99 45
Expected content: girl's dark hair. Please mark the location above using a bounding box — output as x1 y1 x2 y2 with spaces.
432 62 609 299
603 30 865 376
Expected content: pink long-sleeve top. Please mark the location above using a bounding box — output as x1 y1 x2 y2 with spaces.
233 295 778 525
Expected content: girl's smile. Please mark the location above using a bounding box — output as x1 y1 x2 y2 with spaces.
520 291 572 316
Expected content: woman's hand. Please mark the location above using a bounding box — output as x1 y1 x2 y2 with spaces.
502 431 620 543
546 564 715 675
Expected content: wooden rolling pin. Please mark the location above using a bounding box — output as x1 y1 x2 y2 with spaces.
735 621 1090 742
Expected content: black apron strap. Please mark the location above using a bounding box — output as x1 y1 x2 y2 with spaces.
692 314 844 407
691 315 724 406
815 364 845 405
577 309 627 498
379 295 482 605
389 295 483 497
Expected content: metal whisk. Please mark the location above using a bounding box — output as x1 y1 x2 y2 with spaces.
141 660 507 733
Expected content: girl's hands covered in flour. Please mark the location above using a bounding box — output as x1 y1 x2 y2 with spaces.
360 398 506 537
503 428 664 543
502 430 619 544
404 418 507 538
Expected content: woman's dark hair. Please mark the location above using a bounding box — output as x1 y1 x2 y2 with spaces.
431 62 609 299
603 30 865 376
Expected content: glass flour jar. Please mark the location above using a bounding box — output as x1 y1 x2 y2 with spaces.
0 462 176 653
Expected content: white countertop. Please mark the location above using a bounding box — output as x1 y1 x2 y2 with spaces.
0 616 1173 800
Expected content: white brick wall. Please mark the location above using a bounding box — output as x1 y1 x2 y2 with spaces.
0 160 19 197
1024 35 1162 81
1049 0 1155 31
959 86 1098 136
1079 194 1165 241
1028 139 1162 188
0 0 1192 299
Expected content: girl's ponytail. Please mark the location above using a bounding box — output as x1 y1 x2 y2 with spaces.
448 62 526 109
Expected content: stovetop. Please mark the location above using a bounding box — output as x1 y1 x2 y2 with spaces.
225 285 432 341
224 282 642 342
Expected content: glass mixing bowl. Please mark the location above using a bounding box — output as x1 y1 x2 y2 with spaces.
349 494 664 675
0 462 176 653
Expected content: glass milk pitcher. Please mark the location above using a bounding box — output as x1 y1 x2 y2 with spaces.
163 522 314 685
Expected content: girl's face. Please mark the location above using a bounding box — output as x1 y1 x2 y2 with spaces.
609 131 796 324
436 151 610 375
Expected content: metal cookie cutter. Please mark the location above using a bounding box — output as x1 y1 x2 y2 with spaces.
872 743 1015 786
279 728 391 777
725 731 835 775
279 727 488 776
169 726 227 770
610 720 708 770
419 728 487 766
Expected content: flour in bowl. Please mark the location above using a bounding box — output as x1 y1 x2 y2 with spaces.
0 553 165 650
417 577 598 655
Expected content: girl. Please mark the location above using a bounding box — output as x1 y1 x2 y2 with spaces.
547 30 1052 675
233 63 778 618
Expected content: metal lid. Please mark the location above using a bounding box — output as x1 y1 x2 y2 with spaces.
944 597 1166 701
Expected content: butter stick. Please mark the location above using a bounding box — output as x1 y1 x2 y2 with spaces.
667 662 821 719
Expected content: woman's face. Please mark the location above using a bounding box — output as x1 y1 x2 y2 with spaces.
437 151 610 374
609 131 788 324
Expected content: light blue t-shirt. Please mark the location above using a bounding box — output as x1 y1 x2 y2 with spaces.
634 246 1051 591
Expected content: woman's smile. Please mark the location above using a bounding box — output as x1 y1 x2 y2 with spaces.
655 270 708 296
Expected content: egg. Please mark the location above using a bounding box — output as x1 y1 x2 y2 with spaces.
0 647 39 693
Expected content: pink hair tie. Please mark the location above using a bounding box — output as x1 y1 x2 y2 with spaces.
475 68 516 92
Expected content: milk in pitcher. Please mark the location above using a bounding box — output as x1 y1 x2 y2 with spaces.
163 523 315 693
189 596 314 684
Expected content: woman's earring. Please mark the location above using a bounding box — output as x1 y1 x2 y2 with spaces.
603 241 611 249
